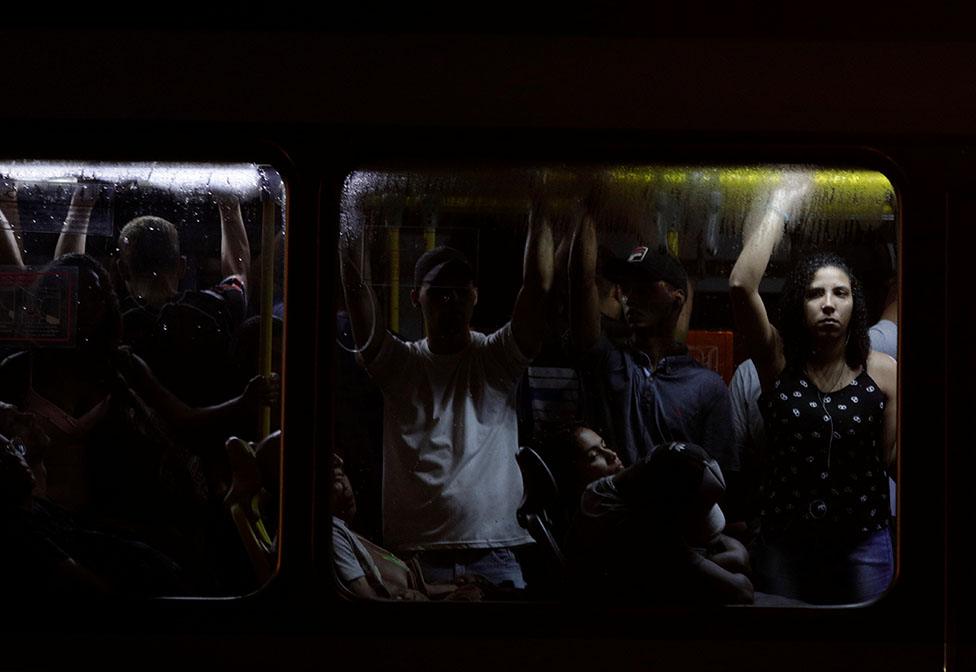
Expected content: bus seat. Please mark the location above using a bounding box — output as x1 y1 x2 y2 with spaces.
224 435 276 587
515 446 568 573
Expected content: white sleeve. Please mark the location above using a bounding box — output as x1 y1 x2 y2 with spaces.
729 360 761 458
365 331 410 388
482 322 532 391
332 520 366 584
869 320 898 360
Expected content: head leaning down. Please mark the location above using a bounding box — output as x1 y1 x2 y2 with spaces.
117 216 186 304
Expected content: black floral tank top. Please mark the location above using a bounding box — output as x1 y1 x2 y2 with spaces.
758 368 890 540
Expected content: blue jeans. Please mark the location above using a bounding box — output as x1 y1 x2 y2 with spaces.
751 527 893 605
414 547 526 589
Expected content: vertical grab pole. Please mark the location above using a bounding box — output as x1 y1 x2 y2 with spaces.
258 196 276 440
388 227 400 334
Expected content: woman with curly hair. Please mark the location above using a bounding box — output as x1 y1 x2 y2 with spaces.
728 175 897 604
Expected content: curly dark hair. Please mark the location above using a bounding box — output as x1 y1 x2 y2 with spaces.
779 251 870 373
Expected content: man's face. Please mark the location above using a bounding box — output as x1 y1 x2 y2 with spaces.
804 266 854 338
330 457 357 522
415 281 477 339
621 278 678 332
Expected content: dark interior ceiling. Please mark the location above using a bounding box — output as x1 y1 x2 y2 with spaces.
4 1 976 40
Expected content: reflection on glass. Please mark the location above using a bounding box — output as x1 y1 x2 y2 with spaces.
336 165 897 606
0 161 285 598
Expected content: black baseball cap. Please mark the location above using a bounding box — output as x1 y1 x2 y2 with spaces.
603 245 688 290
614 440 726 516
414 246 475 287
649 441 726 503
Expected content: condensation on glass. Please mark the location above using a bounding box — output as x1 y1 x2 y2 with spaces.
0 161 285 598
334 164 898 606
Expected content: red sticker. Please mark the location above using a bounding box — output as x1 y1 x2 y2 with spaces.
0 268 76 345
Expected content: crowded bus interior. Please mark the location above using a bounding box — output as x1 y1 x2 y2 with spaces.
334 163 901 607
10 7 976 669
1 161 901 608
0 162 285 598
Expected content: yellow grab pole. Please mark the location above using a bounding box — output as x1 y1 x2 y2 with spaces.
258 198 275 440
666 229 680 257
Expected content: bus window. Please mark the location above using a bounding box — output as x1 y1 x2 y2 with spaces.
0 161 285 598
334 165 898 606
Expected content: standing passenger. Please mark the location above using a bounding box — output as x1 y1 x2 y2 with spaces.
116 192 250 407
568 206 734 470
339 200 553 589
728 174 897 604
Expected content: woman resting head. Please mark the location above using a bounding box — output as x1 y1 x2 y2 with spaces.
545 423 623 491
544 424 728 545
564 436 753 604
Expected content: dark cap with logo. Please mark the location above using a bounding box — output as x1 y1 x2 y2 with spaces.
616 440 726 512
414 246 475 287
603 245 688 290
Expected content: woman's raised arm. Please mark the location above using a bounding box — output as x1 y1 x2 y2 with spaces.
729 174 812 385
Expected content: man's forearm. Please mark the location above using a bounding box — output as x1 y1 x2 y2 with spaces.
219 195 251 285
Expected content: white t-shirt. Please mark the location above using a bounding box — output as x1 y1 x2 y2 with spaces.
368 323 534 551
332 516 373 584
729 358 764 474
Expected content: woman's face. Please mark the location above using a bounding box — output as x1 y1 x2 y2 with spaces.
573 427 624 484
804 265 854 339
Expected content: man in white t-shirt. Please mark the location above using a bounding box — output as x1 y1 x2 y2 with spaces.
339 206 553 589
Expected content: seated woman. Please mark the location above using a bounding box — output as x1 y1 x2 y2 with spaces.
544 425 754 605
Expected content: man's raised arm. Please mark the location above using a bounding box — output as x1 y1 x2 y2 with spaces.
0 182 23 268
568 210 602 353
338 209 386 367
216 192 251 291
54 183 97 259
511 201 554 360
